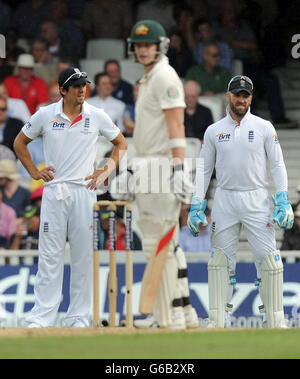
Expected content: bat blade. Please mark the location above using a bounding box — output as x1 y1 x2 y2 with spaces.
139 224 176 314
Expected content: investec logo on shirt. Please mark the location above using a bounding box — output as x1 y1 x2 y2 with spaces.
217 132 231 142
51 120 65 130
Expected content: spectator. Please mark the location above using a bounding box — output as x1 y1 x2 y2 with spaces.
167 30 195 78
0 29 26 81
99 207 142 251
49 0 84 59
4 54 49 115
48 82 62 104
281 204 300 251
87 73 126 132
171 3 195 49
0 54 14 83
17 137 45 182
10 204 40 253
0 159 30 218
123 81 140 137
11 0 51 39
39 21 62 63
0 81 31 124
186 42 232 96
191 18 234 73
215 0 298 128
0 145 16 162
136 0 175 33
32 38 58 85
30 186 44 211
104 60 134 105
0 1 11 35
179 203 211 253
0 96 24 155
0 187 17 250
82 0 133 40
183 81 213 141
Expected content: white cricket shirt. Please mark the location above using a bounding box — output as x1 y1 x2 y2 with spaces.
199 108 288 199
134 55 186 157
86 95 126 132
22 99 120 186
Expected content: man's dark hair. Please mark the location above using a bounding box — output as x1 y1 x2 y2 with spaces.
104 59 120 72
192 18 212 34
94 72 109 86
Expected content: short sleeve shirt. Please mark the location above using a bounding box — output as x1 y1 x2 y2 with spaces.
22 99 120 186
134 56 186 157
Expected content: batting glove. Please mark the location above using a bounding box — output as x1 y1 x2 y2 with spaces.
187 197 208 237
170 164 194 204
272 191 294 230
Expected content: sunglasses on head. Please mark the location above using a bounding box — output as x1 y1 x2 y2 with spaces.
61 71 88 87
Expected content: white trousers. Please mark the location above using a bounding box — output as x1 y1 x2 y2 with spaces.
27 183 96 327
211 187 277 279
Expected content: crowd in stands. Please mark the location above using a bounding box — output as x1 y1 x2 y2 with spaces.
0 0 299 256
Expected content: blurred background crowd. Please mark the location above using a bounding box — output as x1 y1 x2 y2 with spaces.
0 0 300 257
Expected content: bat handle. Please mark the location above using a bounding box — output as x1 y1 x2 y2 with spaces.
93 206 100 328
125 203 133 327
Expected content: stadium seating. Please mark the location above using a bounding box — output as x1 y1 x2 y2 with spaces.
119 60 144 85
86 38 125 60
79 59 105 87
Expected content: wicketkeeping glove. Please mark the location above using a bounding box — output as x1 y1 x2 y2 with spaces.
187 197 208 237
272 191 294 230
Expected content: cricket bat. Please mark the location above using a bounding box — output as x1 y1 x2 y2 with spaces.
139 223 177 314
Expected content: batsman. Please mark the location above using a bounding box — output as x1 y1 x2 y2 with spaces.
111 20 198 329
188 75 294 328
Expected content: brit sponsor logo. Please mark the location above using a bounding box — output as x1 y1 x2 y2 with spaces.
51 120 65 130
217 132 231 142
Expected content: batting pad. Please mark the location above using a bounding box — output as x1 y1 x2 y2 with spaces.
208 248 229 328
261 251 285 328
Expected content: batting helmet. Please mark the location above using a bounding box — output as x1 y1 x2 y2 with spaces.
127 20 170 56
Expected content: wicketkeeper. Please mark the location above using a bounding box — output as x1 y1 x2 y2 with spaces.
188 75 294 328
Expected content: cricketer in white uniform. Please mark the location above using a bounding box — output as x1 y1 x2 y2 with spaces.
111 20 198 329
188 75 294 328
14 68 127 327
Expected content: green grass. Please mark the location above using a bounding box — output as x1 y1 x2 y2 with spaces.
0 329 300 359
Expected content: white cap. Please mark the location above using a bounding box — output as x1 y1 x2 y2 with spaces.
17 54 34 68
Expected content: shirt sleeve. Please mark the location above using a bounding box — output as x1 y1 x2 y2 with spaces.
154 71 186 110
98 110 121 141
264 122 288 192
195 127 216 200
21 108 44 140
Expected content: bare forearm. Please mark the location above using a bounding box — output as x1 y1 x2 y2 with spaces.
14 134 40 179
164 108 186 165
14 132 55 182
